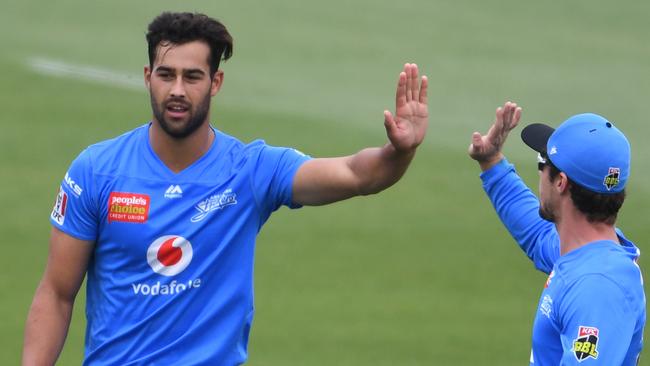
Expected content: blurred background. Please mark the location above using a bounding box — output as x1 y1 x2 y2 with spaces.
1 0 648 364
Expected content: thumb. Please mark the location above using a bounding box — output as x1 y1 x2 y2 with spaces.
384 110 396 134
471 132 483 149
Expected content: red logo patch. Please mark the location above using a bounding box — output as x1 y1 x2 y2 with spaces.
108 192 150 223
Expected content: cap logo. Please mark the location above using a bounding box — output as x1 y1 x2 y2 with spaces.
603 167 620 191
549 146 557 155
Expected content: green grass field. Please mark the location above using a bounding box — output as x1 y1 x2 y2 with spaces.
2 0 649 364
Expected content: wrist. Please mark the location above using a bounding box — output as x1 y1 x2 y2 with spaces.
477 153 504 172
384 142 416 160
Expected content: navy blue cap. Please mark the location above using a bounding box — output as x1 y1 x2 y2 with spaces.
521 113 630 194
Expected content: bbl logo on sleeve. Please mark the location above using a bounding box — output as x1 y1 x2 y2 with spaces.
603 167 620 191
573 326 599 361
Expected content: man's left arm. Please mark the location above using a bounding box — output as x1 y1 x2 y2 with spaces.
292 63 428 206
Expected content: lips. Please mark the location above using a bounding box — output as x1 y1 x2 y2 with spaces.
165 101 190 119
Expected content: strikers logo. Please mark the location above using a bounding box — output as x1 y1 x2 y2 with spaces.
603 167 620 191
147 235 193 276
573 326 599 361
108 192 150 223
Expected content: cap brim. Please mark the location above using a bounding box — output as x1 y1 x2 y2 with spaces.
521 123 555 153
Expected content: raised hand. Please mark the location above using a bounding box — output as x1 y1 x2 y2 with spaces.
384 63 428 153
469 101 522 168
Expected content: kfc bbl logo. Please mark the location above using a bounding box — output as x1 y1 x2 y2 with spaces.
603 167 620 191
573 326 599 361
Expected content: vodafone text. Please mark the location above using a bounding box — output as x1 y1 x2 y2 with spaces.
132 279 202 296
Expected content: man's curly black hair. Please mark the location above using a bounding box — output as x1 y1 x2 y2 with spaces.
146 12 233 77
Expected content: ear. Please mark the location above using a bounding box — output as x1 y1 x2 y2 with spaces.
144 65 152 89
556 172 570 194
210 70 224 96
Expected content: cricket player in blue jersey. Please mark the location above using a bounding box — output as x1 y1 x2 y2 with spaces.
469 101 645 365
22 12 429 365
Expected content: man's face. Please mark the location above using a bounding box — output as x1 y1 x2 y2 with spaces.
145 40 223 139
538 166 557 222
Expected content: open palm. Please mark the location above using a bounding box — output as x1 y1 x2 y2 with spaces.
384 63 428 152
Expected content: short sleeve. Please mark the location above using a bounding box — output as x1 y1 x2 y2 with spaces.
250 144 311 215
557 275 636 365
49 149 98 241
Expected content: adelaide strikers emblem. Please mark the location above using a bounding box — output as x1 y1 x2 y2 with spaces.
147 235 193 276
603 167 620 191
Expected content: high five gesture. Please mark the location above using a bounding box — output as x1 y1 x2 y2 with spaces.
384 63 428 153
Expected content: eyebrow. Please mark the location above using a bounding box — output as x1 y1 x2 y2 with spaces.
155 66 206 76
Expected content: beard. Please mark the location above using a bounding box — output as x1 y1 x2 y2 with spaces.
538 199 556 223
150 92 211 139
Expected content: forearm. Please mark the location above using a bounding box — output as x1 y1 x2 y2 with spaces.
292 143 417 206
348 143 415 196
480 158 559 272
23 282 74 366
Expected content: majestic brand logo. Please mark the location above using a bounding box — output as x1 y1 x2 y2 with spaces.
51 187 67 225
191 189 237 223
573 326 599 361
146 235 193 276
603 167 620 191
64 172 83 196
164 185 183 199
108 192 150 223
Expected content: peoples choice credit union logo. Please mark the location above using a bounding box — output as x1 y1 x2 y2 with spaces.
108 192 150 223
146 235 193 276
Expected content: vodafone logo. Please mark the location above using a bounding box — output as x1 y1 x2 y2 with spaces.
146 235 193 276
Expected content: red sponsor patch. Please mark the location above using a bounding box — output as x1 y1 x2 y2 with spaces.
108 192 150 223
579 326 599 337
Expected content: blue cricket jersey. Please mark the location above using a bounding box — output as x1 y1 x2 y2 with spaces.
480 158 645 365
49 123 311 365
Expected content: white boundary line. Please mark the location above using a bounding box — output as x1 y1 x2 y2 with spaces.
27 57 144 91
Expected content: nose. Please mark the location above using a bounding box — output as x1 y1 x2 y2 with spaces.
170 76 186 98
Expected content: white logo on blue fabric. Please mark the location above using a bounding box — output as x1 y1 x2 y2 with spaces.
540 294 553 318
164 184 183 199
64 172 83 196
191 189 237 223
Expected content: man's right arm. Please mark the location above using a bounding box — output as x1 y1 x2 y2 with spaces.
468 102 559 273
22 227 93 366
480 158 559 273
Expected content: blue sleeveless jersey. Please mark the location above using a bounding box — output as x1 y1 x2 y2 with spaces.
50 124 311 365
480 158 645 365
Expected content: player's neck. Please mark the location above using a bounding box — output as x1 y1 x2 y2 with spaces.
149 121 215 173
555 203 619 256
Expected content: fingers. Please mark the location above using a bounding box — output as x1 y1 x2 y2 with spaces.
407 64 417 101
512 105 522 127
395 63 428 108
419 76 428 105
502 101 521 129
395 71 407 107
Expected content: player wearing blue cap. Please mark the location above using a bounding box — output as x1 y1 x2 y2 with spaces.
469 102 645 365
22 12 429 365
